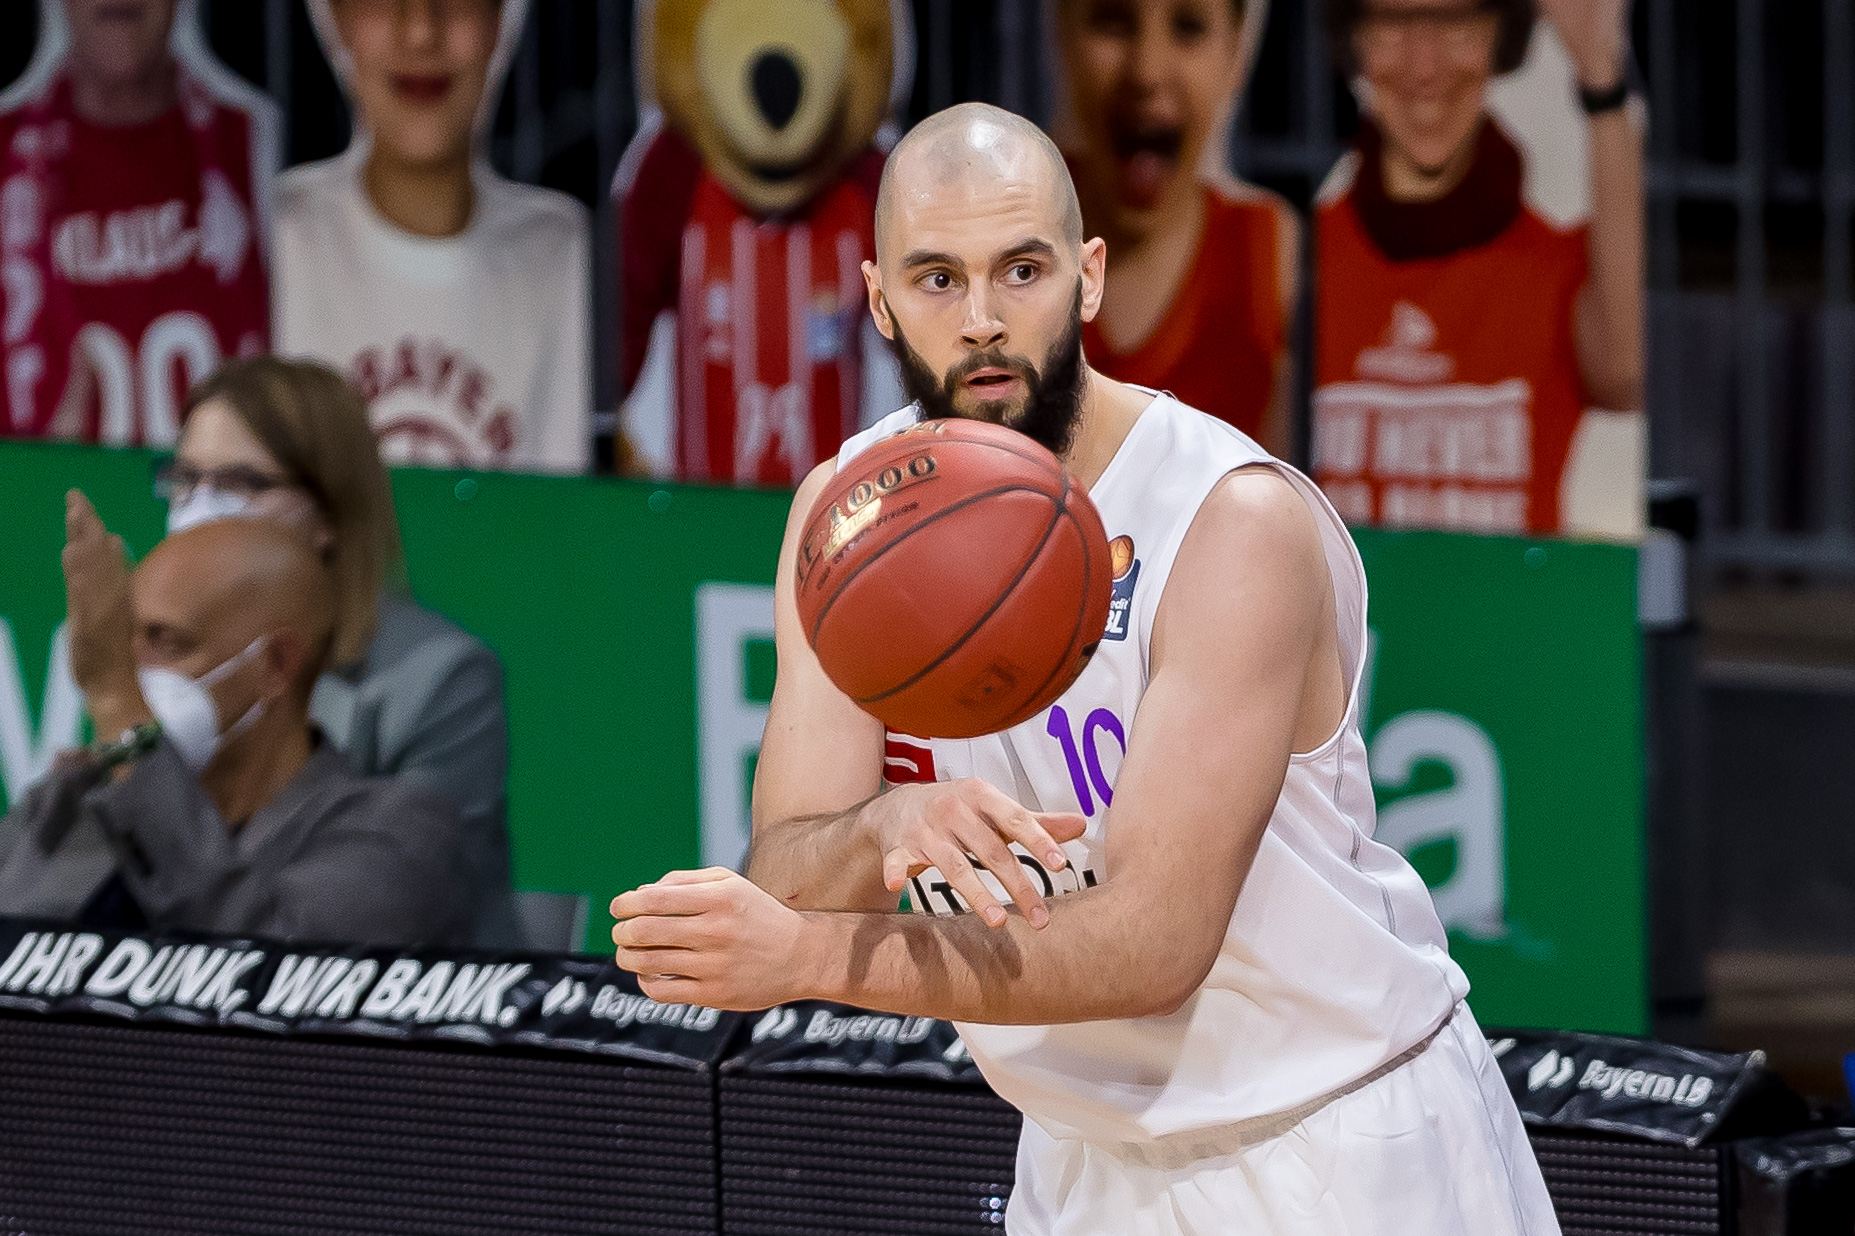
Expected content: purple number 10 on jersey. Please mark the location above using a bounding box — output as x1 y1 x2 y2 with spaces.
1047 705 1126 817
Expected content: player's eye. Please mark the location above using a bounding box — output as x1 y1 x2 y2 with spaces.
1004 263 1039 284
920 270 955 292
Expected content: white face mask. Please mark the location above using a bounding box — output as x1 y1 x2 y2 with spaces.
136 636 271 772
166 485 256 535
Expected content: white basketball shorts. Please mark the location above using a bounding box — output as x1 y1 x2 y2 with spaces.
1006 1003 1563 1236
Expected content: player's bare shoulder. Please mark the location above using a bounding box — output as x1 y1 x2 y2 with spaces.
1151 465 1336 671
1195 466 1331 584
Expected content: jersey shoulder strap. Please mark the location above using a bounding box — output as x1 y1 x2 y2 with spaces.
836 403 922 471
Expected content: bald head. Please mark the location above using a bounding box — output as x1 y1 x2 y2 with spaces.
876 103 1083 258
862 104 1105 455
136 519 337 696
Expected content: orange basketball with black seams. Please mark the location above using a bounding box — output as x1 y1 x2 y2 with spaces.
796 418 1114 739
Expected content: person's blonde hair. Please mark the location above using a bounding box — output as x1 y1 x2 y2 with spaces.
181 357 403 668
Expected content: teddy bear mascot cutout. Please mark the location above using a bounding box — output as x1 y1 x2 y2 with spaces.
1046 0 1297 456
0 0 277 447
614 0 912 484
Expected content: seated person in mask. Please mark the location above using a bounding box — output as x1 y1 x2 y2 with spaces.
0 512 481 947
165 356 521 948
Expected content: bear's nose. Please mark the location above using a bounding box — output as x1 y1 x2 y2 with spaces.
751 50 803 131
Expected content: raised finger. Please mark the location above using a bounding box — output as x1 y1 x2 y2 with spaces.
922 839 1007 929
65 490 100 541
1037 811 1088 845
955 821 1050 928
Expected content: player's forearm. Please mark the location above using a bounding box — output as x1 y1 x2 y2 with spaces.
745 801 898 913
1578 106 1646 410
796 889 1207 1025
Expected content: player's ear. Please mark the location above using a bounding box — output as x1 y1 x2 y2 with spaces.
863 260 896 341
1078 238 1107 325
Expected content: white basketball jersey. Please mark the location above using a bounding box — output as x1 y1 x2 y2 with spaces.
835 392 1469 1146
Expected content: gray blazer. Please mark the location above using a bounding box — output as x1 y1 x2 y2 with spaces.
0 741 479 947
310 595 520 948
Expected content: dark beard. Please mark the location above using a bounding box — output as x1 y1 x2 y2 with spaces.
886 286 1087 458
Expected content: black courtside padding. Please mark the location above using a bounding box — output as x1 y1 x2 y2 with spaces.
0 1014 714 1235
6 918 1849 1234
1528 1131 1733 1236
0 920 740 1235
718 1002 1021 1233
1734 1129 1855 1236
1490 1028 1812 1236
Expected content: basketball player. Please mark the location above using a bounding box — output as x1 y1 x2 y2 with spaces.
612 103 1560 1235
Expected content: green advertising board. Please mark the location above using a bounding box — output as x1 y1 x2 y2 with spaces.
0 440 1645 1034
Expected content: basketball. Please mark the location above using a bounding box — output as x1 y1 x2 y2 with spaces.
795 419 1113 739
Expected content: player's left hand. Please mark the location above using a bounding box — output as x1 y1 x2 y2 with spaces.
611 868 817 1011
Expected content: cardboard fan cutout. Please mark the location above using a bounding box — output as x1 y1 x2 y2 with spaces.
0 0 277 447
275 0 594 474
615 0 912 484
1042 0 1298 455
1314 22 1646 542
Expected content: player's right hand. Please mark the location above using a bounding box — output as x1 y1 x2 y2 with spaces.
857 779 1087 930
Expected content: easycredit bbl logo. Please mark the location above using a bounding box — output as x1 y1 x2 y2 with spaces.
1101 536 1139 642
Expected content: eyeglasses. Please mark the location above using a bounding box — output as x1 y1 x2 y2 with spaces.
152 459 300 503
1356 2 1499 60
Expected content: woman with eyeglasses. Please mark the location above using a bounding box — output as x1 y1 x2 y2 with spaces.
1310 0 1644 537
156 355 520 947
